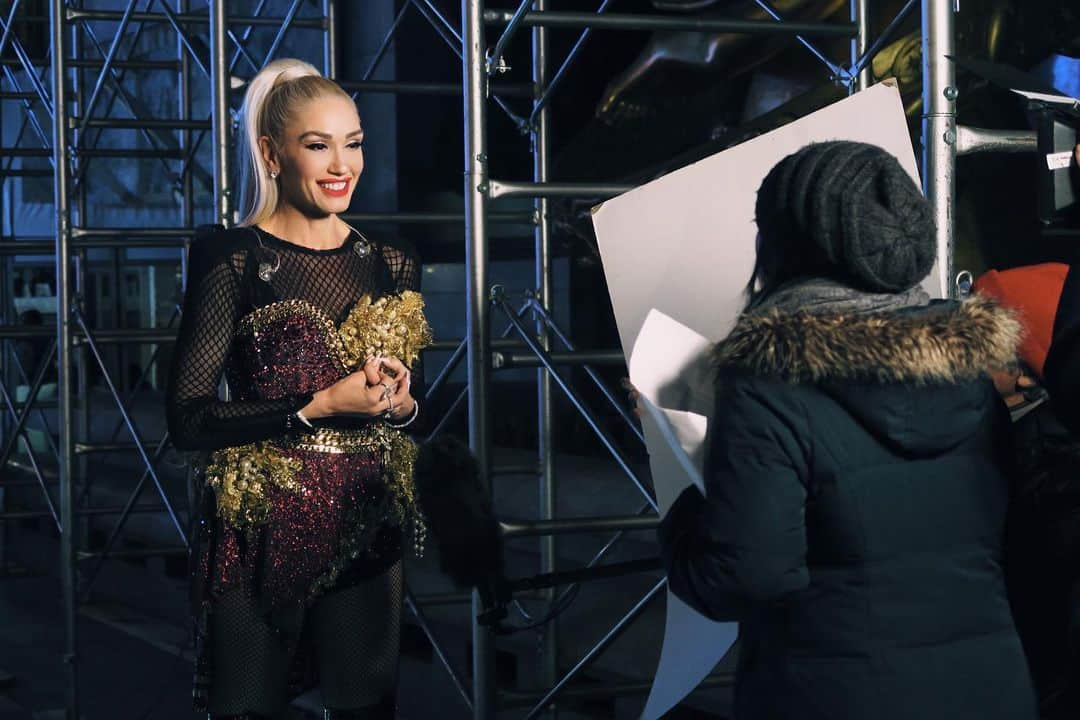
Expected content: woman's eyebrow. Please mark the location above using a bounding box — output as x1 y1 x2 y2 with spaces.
297 129 364 141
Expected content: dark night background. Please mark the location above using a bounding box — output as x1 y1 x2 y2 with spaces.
1 1 1079 718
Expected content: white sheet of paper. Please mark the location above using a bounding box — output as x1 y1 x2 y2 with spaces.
629 309 712 510
630 310 736 719
591 83 927 719
649 591 739 717
637 400 707 509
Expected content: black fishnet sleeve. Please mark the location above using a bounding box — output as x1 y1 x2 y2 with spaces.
381 241 426 432
166 233 313 452
382 240 421 295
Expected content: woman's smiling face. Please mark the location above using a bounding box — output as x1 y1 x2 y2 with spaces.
261 93 364 218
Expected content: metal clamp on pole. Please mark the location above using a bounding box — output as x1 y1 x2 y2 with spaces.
954 270 973 299
487 0 530 77
847 0 918 84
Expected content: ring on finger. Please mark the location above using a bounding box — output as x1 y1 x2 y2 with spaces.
379 382 393 399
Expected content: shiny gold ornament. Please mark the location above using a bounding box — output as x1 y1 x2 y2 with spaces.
204 442 303 530
236 292 432 373
337 290 432 369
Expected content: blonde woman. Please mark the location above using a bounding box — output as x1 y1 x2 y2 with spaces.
166 59 429 719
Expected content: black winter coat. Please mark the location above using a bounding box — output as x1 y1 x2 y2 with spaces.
1033 263 1080 717
659 297 1037 720
1005 397 1080 719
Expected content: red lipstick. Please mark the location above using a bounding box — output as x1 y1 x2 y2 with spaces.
317 177 351 198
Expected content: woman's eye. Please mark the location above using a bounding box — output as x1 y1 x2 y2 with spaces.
347 141 363 150
306 143 327 151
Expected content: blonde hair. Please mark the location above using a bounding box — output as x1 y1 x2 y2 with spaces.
237 58 354 226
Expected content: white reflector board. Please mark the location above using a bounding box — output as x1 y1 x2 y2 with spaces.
591 81 930 719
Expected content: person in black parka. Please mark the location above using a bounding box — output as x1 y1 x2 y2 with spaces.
659 141 1038 720
1034 262 1080 718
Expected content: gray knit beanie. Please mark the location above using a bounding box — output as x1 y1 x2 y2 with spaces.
755 141 936 293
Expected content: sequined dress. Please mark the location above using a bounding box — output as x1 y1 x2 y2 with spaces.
165 225 430 708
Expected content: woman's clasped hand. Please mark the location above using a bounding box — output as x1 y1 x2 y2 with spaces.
317 356 415 420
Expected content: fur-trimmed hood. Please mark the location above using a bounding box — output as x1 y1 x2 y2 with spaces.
715 296 1021 457
715 295 1021 386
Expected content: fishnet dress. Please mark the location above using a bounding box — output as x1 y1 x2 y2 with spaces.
167 224 422 449
166 225 422 717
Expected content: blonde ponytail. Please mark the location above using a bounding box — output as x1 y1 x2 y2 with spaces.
236 58 352 227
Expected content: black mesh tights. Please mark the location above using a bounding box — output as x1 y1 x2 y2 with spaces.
207 562 402 718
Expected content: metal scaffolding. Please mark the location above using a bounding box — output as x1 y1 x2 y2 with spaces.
0 0 968 718
0 2 338 717
462 1 962 718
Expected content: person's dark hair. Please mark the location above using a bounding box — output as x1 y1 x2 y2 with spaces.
746 157 831 308
747 141 936 309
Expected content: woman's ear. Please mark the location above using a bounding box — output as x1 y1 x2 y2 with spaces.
258 136 278 176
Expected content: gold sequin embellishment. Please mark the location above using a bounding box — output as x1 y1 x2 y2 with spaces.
237 291 432 372
338 290 432 369
205 424 425 556
204 442 303 531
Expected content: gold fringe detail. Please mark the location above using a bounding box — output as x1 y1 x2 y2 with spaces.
205 425 426 571
359 424 426 558
306 425 427 601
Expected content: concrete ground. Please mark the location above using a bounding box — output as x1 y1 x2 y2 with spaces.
0 390 735 719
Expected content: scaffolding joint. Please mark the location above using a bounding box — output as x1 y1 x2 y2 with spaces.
485 50 511 77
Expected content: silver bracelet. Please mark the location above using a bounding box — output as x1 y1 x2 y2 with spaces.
386 399 419 429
